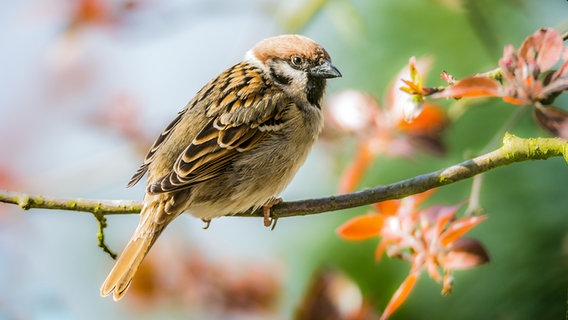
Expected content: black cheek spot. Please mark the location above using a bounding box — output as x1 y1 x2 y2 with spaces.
270 67 292 85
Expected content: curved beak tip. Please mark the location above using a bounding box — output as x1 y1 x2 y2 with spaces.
311 61 342 79
329 64 342 78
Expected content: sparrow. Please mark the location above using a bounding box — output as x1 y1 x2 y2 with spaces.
100 34 341 300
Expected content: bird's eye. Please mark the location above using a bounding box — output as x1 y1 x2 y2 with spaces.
291 55 304 67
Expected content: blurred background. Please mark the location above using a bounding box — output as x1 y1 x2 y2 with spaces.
1 0 567 319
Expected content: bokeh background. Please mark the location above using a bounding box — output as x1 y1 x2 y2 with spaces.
1 0 567 319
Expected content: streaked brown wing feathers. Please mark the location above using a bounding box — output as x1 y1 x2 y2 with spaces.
149 120 269 194
127 109 187 187
145 62 288 194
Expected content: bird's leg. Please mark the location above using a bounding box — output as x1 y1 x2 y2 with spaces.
262 197 282 229
201 218 212 230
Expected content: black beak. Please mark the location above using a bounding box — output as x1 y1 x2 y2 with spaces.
310 60 342 79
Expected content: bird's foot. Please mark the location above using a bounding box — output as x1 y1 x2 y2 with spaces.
263 197 282 230
201 218 212 230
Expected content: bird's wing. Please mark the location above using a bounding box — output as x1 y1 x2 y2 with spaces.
127 109 187 187
146 62 291 194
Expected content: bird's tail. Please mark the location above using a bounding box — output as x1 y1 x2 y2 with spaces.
100 194 180 301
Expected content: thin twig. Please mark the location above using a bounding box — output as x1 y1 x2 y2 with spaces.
0 194 141 215
95 214 117 259
464 174 484 217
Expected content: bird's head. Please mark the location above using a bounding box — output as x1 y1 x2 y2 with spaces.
245 34 341 108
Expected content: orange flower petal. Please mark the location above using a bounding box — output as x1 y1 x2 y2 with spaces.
413 188 437 208
440 215 487 246
373 200 400 216
432 76 500 99
380 271 420 320
426 257 442 282
338 142 375 193
337 214 384 241
397 102 447 134
428 204 460 237
502 96 528 105
374 239 389 261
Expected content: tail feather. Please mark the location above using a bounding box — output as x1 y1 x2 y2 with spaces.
100 232 159 300
101 192 189 300
100 193 182 301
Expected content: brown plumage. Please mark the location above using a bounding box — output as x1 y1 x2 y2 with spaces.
100 34 341 300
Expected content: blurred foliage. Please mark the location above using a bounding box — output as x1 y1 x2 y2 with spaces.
282 0 568 319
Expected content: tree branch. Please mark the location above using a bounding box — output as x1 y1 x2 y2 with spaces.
1 134 566 220
0 192 142 215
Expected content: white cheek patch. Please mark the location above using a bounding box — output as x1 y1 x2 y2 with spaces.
244 50 308 100
274 61 307 90
280 63 305 80
244 50 265 70
244 51 304 82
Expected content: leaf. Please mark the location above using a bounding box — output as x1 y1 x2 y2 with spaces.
532 105 568 139
380 271 420 320
281 0 329 32
432 76 500 99
519 28 563 72
337 214 384 241
442 238 490 270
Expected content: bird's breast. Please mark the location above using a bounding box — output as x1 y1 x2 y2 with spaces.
186 103 323 219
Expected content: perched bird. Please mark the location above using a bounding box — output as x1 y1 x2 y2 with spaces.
100 34 341 300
